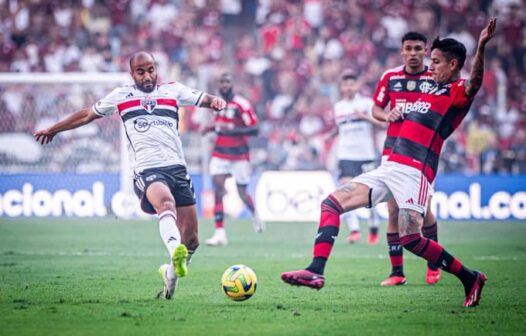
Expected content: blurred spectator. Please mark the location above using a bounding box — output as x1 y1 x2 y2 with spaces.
0 0 524 174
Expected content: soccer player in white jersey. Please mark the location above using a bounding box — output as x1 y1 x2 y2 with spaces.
326 73 384 244
34 51 226 300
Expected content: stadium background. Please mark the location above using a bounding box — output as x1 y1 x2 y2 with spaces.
0 0 524 220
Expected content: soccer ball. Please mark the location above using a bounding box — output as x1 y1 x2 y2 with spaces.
221 264 257 301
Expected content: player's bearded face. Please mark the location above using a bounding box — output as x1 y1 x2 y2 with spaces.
132 63 158 93
219 78 233 97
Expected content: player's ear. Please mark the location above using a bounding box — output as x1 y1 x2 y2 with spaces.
450 58 459 71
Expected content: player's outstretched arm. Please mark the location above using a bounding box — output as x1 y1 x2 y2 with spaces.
200 94 226 111
34 108 101 144
466 17 497 97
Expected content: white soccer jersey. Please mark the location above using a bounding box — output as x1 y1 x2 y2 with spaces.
333 94 376 161
93 82 204 173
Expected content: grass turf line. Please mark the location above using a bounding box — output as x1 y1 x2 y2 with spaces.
0 218 525 336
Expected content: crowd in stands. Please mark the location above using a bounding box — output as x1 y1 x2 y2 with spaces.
0 0 524 174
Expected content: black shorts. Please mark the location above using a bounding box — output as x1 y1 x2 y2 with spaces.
133 164 196 214
338 160 377 179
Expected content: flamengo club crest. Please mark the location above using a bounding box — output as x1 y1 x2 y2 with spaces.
141 98 157 113
407 80 416 91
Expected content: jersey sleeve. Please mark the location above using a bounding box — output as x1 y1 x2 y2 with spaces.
92 87 121 117
236 97 257 126
452 79 474 107
373 72 390 108
167 82 205 107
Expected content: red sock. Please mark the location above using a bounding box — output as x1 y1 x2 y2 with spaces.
306 195 344 275
214 201 224 229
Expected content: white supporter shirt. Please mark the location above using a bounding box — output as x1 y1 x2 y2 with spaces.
92 82 204 173
333 94 376 161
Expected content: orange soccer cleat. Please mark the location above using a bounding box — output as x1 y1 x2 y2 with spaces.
464 272 487 307
426 267 442 285
347 231 361 244
368 232 379 245
281 269 325 289
380 275 407 286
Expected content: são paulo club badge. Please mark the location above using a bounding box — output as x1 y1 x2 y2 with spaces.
141 98 157 113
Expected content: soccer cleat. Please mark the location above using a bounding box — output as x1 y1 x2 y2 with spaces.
252 215 266 233
347 231 361 244
173 244 189 277
426 267 442 285
156 264 178 300
380 275 407 286
463 272 487 307
205 232 228 246
367 232 379 245
281 269 325 289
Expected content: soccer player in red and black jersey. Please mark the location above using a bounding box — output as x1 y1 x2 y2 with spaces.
204 73 264 246
281 18 497 307
372 32 441 286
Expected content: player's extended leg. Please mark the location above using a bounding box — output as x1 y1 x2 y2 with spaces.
398 208 486 307
422 198 441 285
281 182 371 289
380 199 406 286
339 177 361 243
237 183 265 233
205 174 228 246
176 204 200 267
146 182 187 299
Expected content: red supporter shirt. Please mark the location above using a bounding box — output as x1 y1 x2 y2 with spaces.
212 95 257 161
388 79 474 183
373 65 434 156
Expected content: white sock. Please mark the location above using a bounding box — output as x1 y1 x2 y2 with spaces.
215 228 226 237
159 210 181 258
187 250 195 266
368 209 380 228
343 211 360 232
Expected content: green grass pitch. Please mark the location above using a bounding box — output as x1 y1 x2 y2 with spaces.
0 218 525 335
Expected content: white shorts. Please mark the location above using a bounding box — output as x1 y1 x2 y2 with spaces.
381 155 434 197
353 161 432 214
209 157 251 185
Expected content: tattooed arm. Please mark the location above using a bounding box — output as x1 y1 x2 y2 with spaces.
465 17 497 97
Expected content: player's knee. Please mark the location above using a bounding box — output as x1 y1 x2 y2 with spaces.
185 235 199 251
157 200 176 214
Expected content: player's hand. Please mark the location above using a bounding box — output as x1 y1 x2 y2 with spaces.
479 17 497 47
386 106 404 122
34 129 56 145
210 97 227 111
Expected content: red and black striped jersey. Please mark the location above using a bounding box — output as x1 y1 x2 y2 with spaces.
388 79 474 183
373 65 434 156
212 95 257 161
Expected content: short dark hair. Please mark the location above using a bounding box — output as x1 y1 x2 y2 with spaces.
431 37 467 70
340 70 357 81
401 31 427 44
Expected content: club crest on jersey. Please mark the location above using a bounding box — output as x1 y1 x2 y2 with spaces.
141 98 157 113
406 80 416 91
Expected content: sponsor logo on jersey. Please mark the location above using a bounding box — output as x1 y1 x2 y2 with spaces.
393 82 403 91
407 80 416 91
133 117 173 132
407 101 432 114
141 98 157 113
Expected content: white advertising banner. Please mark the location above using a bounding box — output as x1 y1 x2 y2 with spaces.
255 171 337 222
